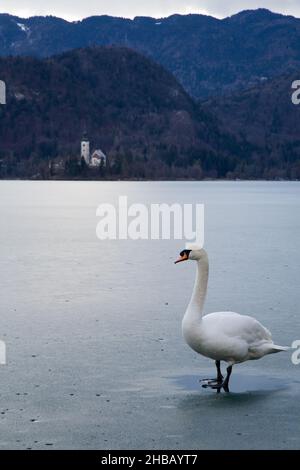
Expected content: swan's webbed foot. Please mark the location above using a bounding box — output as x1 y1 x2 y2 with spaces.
200 376 223 387
211 382 230 393
202 365 232 394
201 375 224 394
200 360 223 388
201 381 227 394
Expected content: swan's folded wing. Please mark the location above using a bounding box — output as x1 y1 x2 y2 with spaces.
203 311 273 345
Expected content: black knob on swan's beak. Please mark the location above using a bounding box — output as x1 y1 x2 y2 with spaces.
174 249 191 264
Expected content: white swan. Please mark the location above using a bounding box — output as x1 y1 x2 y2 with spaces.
175 247 288 392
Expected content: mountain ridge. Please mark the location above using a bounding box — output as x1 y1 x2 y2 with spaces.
1 9 300 98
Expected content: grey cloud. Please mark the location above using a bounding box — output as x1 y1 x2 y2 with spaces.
1 0 300 21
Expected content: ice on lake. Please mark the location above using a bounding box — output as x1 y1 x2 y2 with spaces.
0 180 299 449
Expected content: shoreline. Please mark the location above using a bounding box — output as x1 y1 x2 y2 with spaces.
0 178 299 183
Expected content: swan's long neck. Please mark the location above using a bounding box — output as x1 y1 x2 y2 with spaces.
184 252 209 326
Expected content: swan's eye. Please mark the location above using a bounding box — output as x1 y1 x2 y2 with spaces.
180 249 191 258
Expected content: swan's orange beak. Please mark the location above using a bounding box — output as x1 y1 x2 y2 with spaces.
174 253 188 264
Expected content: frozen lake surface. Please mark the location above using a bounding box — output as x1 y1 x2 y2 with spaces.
0 181 300 449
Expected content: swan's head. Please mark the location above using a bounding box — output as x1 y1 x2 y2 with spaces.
174 245 206 264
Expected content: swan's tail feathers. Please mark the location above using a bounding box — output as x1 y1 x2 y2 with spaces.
270 344 290 353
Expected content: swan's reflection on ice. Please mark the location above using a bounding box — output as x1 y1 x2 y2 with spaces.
172 373 288 395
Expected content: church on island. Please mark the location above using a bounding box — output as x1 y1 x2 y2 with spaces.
81 133 107 168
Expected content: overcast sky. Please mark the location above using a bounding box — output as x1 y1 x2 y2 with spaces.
1 1 300 21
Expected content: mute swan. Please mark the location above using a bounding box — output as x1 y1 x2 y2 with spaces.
175 247 288 392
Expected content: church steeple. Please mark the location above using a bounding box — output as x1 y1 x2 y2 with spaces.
81 130 90 165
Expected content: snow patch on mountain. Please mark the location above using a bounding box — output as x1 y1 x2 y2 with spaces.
16 23 30 33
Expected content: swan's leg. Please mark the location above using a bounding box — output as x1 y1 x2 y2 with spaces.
215 360 223 393
201 361 224 389
216 360 223 383
222 366 233 393
211 365 233 393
